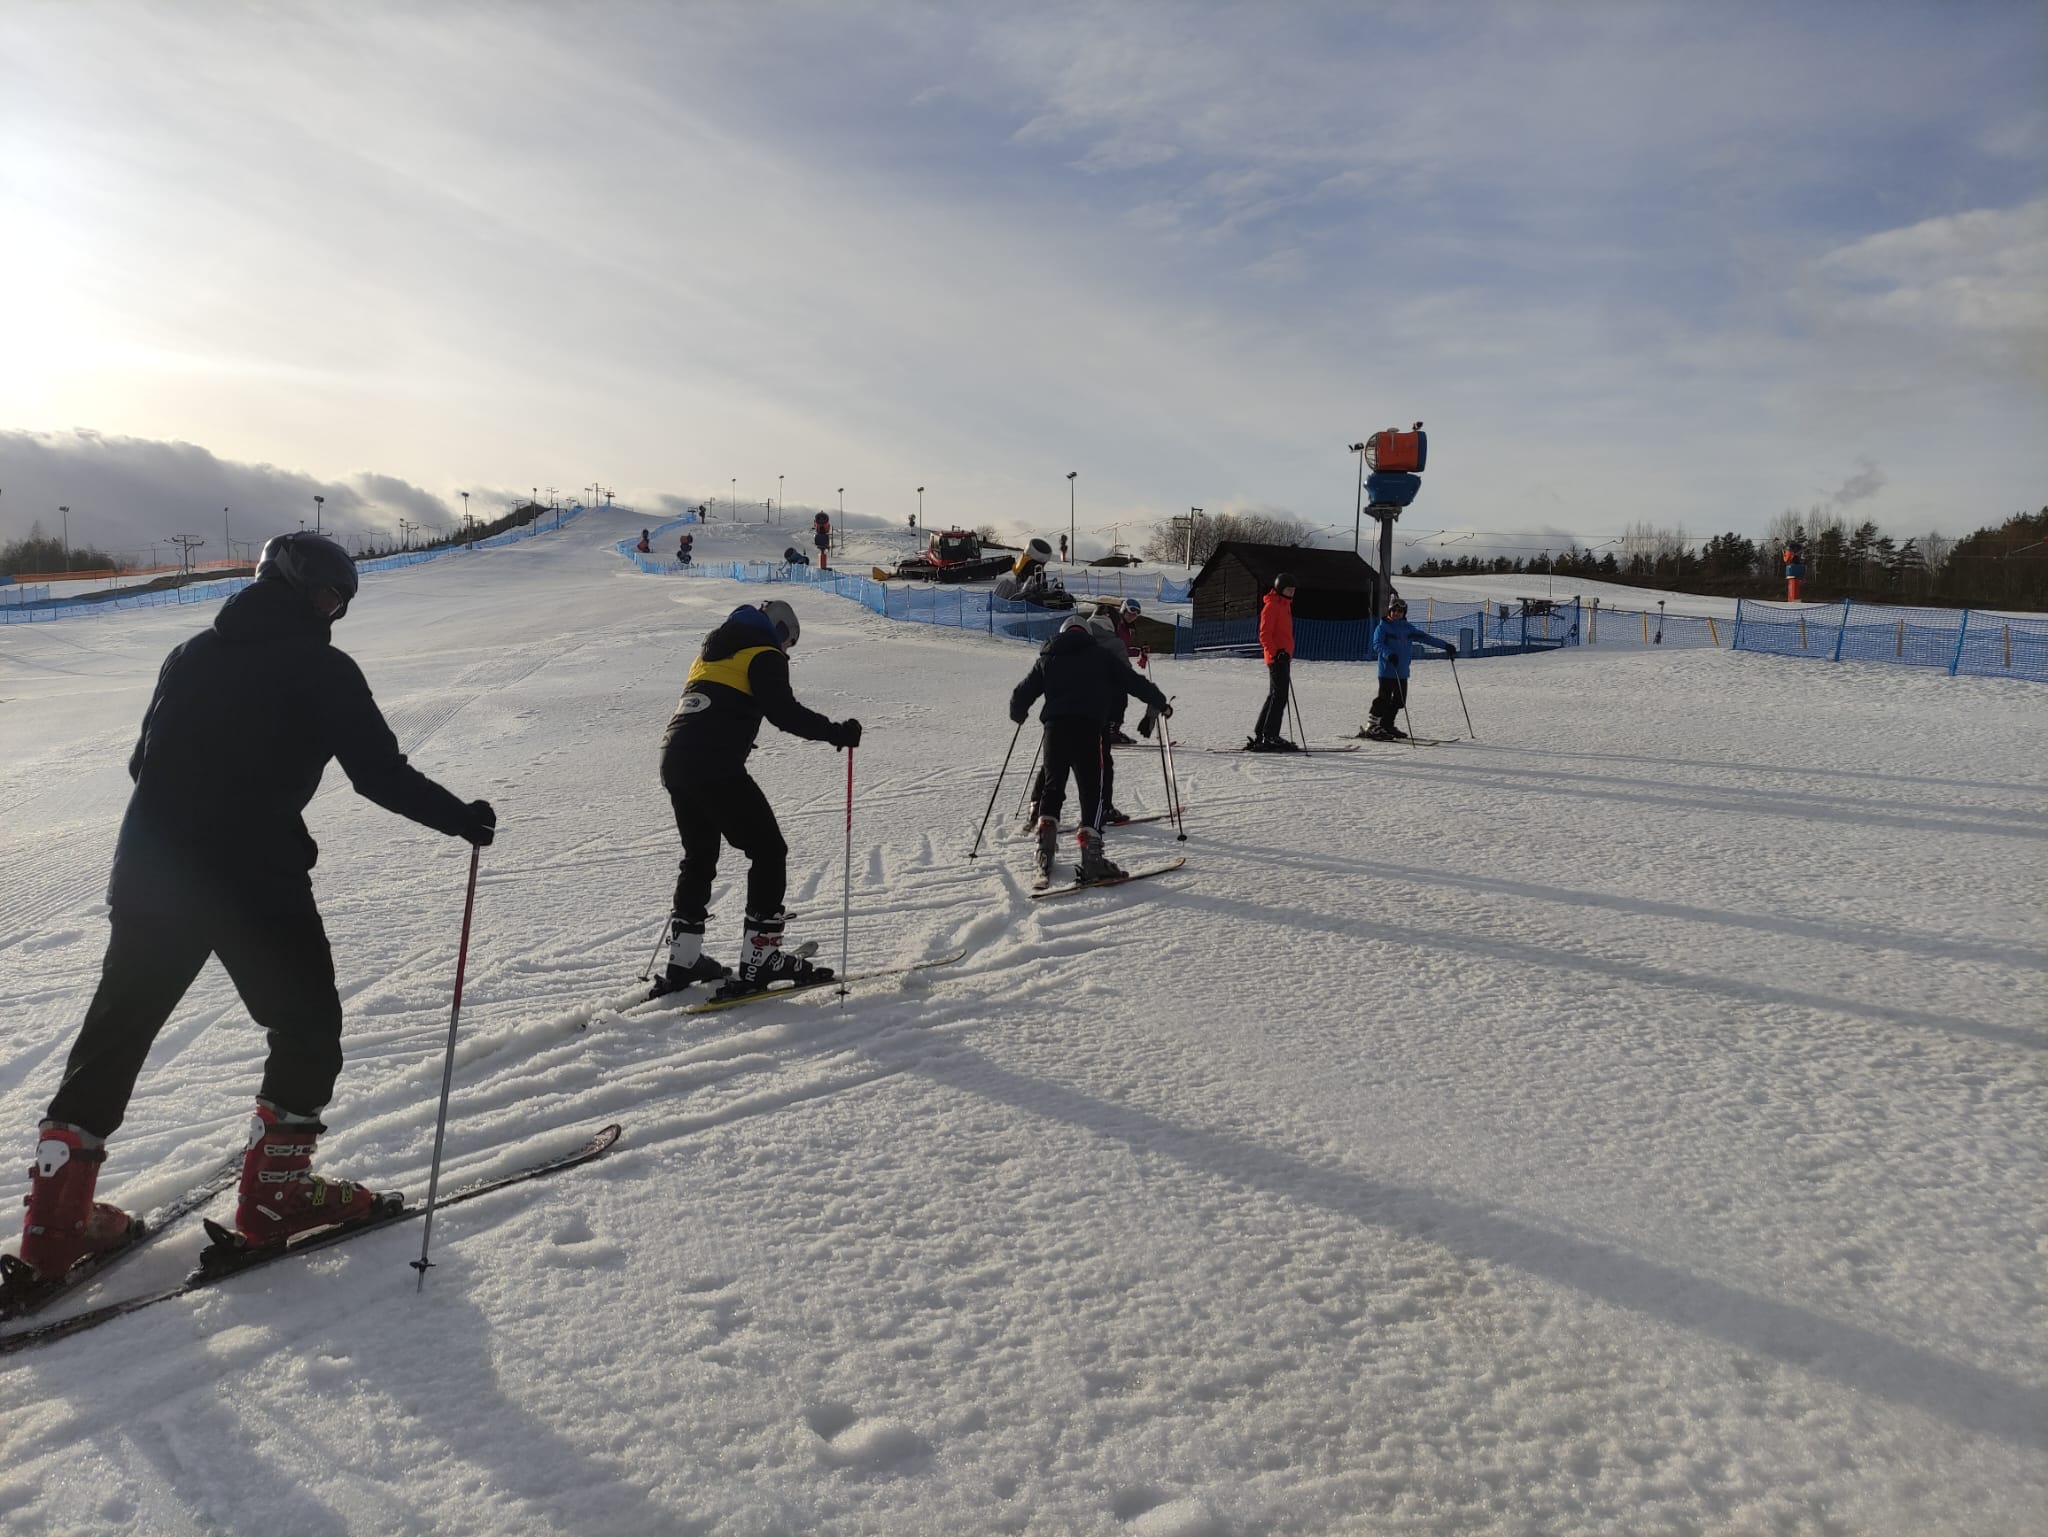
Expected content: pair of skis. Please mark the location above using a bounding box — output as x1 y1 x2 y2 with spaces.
0 1123 622 1356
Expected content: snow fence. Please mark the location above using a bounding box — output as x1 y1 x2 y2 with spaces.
1171 598 1582 662
1730 599 2048 681
3 503 591 624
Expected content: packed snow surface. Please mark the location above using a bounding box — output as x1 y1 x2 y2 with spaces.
1 509 2042 1535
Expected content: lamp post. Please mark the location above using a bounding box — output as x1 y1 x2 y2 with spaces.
59 505 69 571
731 478 737 521
1348 442 1367 554
778 474 784 523
916 486 924 526
313 494 324 535
1066 471 1077 563
1185 507 1202 569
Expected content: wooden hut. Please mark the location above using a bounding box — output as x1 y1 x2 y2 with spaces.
1188 542 1381 623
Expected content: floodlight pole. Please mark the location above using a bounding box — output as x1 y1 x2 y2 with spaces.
1185 508 1202 569
1348 442 1367 554
1066 471 1077 563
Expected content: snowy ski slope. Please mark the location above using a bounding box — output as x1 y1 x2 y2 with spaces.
0 506 2042 1535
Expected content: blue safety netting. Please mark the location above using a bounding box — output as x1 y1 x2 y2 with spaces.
1732 599 2048 680
5 504 590 623
1170 599 1581 661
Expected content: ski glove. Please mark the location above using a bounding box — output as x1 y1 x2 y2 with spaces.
461 800 498 848
829 719 863 751
1010 704 1029 725
1444 643 1457 659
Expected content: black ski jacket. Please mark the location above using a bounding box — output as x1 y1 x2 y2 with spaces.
661 609 839 785
1010 626 1168 726
109 577 472 906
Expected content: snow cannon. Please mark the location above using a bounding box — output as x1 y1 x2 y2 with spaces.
1783 541 1807 602
1363 426 1428 476
1364 471 1422 508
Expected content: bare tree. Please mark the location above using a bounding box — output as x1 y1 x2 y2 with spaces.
1141 509 1311 566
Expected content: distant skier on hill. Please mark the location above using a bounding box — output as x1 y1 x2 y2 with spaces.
14 532 497 1287
657 600 862 998
1010 614 1169 886
1246 573 1299 751
1362 596 1455 740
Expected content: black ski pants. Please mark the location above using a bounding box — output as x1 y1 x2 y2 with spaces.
1370 676 1408 729
47 881 344 1139
668 771 787 927
1036 717 1107 831
1030 724 1116 826
1254 651 1292 740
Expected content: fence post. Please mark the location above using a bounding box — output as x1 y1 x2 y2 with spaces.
1642 610 1650 644
1948 609 1969 675
1731 598 1744 652
1832 601 1851 662
1707 617 1718 647
1895 619 1905 658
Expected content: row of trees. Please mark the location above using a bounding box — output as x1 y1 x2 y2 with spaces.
1403 507 2046 610
2 502 560 584
0 528 122 577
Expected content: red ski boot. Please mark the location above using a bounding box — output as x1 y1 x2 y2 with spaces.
233 1103 394 1247
17 1124 133 1281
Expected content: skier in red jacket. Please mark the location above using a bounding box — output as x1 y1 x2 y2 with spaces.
1247 574 1299 751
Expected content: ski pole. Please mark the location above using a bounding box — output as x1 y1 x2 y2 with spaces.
637 918 669 983
968 717 1026 861
838 746 854 1002
1160 707 1188 841
1401 688 1420 750
1288 677 1308 749
1014 729 1043 819
412 842 481 1291
1447 651 1476 740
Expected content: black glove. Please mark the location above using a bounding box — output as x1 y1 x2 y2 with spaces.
1010 705 1029 726
460 800 497 848
830 719 863 750
1445 643 1458 659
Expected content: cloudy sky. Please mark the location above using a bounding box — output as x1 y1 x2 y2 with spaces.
2 1 2043 562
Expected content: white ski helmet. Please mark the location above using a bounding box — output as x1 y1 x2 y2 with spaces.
758 599 800 649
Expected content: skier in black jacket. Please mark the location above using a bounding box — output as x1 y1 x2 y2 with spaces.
14 533 497 1287
1010 615 1169 886
658 600 862 998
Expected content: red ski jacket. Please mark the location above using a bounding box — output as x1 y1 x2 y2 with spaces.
1258 589 1294 663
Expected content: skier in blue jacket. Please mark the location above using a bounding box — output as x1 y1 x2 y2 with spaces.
1363 596 1455 740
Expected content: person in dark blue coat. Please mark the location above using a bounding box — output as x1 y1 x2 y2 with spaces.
15 533 497 1286
1363 596 1455 740
1010 616 1169 886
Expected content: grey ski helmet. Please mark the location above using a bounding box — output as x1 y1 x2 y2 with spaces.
758 599 800 649
257 531 359 619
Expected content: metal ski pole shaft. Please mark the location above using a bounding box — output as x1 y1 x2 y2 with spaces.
412 842 481 1290
1160 709 1188 841
1401 693 1420 749
637 918 668 983
1014 730 1043 818
1448 652 1476 739
838 746 854 1003
968 717 1026 861
1289 678 1308 748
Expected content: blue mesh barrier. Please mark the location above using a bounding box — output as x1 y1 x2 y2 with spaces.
1732 600 2047 681
6 504 591 623
1170 601 1579 662
1583 602 1732 651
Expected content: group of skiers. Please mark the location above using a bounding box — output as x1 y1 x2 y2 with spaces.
10 531 1457 1302
1248 574 1455 749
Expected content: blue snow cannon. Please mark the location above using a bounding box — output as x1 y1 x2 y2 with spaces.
1365 471 1422 509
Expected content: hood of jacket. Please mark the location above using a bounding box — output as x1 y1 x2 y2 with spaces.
213 577 333 647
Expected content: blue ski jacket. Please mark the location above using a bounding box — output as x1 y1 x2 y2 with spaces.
1371 616 1453 680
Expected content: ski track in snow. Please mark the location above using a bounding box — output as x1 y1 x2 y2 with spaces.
1 512 2043 1535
